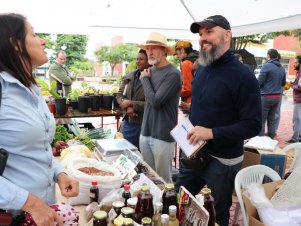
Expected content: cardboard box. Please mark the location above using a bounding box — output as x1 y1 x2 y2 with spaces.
243 180 284 226
244 147 287 178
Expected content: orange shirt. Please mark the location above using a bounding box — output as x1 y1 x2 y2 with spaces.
180 60 194 103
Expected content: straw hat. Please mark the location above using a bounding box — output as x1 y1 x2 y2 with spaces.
138 32 175 55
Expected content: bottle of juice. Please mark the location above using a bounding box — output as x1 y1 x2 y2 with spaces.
201 188 216 226
168 205 179 226
152 202 163 226
134 184 154 224
162 183 178 215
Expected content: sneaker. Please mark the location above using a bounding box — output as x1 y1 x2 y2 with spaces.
286 139 297 143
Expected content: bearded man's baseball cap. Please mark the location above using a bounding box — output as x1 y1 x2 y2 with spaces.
190 15 231 33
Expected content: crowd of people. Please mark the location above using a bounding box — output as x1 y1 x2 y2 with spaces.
1 11 300 226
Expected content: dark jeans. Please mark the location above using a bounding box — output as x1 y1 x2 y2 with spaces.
175 156 241 226
121 118 141 149
259 96 282 139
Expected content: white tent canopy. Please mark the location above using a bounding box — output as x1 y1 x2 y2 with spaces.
1 0 301 40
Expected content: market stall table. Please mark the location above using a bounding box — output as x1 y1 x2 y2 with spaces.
54 109 121 129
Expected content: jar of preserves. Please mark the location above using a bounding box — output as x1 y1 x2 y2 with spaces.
113 217 123 226
112 201 125 217
93 210 107 226
141 217 152 226
121 207 134 219
127 197 137 209
90 181 99 203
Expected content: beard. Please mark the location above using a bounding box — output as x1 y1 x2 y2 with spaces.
148 51 164 66
197 35 226 66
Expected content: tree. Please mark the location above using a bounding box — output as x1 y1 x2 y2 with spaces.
95 44 138 76
52 34 88 67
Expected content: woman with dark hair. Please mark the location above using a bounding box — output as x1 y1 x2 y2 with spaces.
116 49 150 149
0 13 79 225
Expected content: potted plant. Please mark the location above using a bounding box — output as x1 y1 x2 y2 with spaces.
67 88 81 110
36 78 67 115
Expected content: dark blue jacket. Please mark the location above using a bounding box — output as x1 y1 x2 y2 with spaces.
190 50 262 158
258 58 286 95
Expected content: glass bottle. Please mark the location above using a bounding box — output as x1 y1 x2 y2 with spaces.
93 210 107 226
141 217 152 226
162 183 178 215
201 188 216 226
112 201 125 217
152 202 163 226
161 214 169 226
90 180 99 203
134 184 154 224
168 205 179 226
122 184 131 206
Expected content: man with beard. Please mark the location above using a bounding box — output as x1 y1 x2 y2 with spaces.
138 32 181 183
287 56 301 143
175 15 262 226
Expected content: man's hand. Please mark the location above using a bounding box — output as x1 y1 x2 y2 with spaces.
126 107 137 117
187 126 213 144
120 99 132 110
57 173 79 198
179 102 191 114
140 68 151 79
22 193 63 226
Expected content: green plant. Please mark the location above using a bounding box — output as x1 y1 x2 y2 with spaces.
36 78 61 99
67 88 81 101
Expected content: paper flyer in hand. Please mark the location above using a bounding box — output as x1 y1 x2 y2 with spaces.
170 118 206 158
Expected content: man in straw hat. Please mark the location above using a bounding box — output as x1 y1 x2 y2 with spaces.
175 15 262 226
138 32 181 183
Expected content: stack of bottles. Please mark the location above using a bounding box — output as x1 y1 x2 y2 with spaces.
90 181 216 226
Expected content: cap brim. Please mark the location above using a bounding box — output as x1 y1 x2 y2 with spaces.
190 21 216 33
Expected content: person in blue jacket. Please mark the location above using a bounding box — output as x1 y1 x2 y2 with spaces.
175 15 262 226
258 48 286 139
0 13 79 226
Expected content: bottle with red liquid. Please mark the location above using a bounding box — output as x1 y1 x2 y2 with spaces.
162 183 178 215
201 188 216 226
134 184 154 224
122 184 131 206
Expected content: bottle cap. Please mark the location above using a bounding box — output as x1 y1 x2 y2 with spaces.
155 202 163 209
161 214 169 223
113 217 123 225
91 180 98 186
141 217 152 224
124 184 130 191
141 184 150 192
121 207 134 215
93 210 107 220
169 205 177 213
164 183 175 190
112 200 125 208
201 187 212 195
127 197 137 206
123 218 134 225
